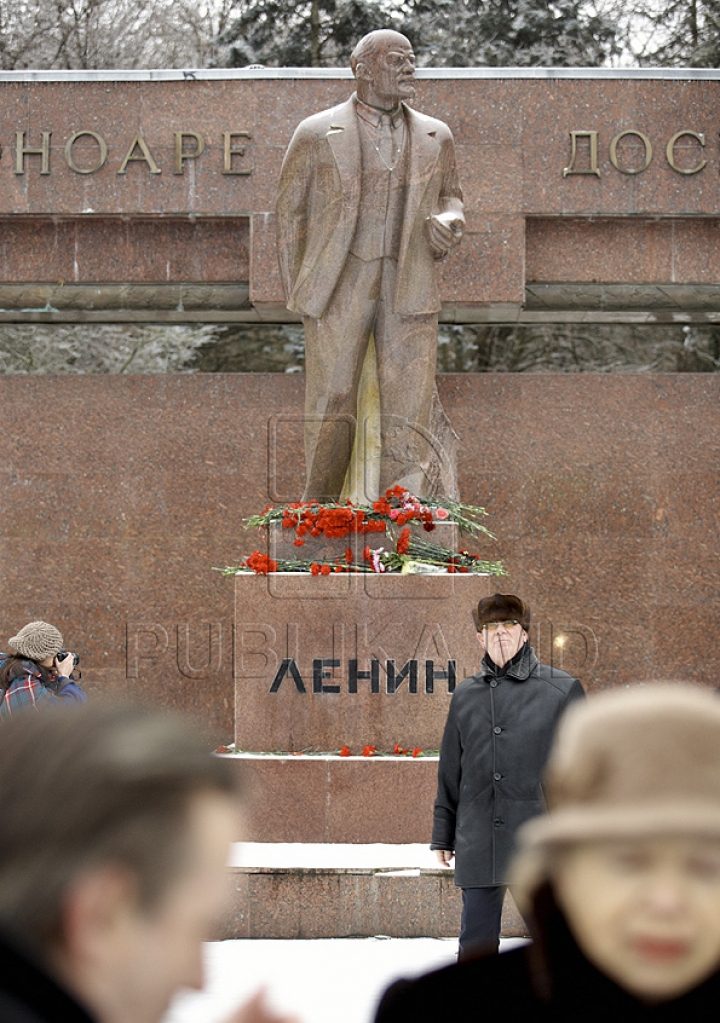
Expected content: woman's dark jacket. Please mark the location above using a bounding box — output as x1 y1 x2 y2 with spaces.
374 907 720 1022
431 642 585 886
0 655 86 719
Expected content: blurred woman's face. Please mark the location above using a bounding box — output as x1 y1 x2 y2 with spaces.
553 836 720 1003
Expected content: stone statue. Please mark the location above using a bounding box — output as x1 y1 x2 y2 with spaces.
276 29 464 502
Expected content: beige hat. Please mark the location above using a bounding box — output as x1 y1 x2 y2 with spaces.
9 621 63 662
513 685 720 912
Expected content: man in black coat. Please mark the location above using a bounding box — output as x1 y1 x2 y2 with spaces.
432 592 585 957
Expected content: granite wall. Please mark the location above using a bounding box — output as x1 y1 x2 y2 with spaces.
1 371 717 744
1 69 718 742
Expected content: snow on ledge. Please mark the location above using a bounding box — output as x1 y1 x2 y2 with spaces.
229 842 442 870
2 67 720 83
222 752 439 761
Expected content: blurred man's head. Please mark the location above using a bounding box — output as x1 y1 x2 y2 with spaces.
0 703 242 1023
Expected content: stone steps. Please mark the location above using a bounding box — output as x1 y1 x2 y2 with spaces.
219 842 528 940
222 757 527 940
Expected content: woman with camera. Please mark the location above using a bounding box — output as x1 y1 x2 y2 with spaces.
0 621 86 717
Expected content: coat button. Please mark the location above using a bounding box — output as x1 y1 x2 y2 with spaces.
493 726 502 734
490 679 498 688
493 818 503 827
493 772 502 780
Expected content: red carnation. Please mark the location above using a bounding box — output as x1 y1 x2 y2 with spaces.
245 551 278 575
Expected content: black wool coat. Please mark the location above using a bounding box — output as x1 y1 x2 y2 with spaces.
374 914 720 1023
0 928 95 1023
431 643 585 887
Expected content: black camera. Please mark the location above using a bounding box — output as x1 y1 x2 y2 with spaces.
56 650 81 679
57 650 80 668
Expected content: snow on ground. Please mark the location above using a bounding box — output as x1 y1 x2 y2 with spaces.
163 937 528 1023
164 843 528 1023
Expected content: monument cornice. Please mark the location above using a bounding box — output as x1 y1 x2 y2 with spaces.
2 66 720 81
2 69 720 322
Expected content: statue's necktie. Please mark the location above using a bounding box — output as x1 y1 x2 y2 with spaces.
378 113 394 169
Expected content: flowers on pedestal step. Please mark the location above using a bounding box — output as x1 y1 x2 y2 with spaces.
215 742 433 757
219 486 506 577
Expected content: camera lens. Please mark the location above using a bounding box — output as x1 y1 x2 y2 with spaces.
57 650 80 666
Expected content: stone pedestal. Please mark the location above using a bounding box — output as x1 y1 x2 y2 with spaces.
234 572 496 751
224 754 439 843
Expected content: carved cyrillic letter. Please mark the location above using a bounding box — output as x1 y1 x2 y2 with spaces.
269 658 307 693
609 130 652 175
563 131 600 178
666 130 706 175
223 131 252 175
15 131 51 175
348 659 381 693
65 130 108 174
386 660 418 694
117 133 162 175
174 131 205 175
425 660 457 694
312 658 341 693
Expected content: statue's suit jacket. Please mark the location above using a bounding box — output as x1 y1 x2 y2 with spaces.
276 94 464 320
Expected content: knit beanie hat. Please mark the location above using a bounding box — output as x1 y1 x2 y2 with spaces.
8 621 63 662
472 592 530 632
512 685 720 914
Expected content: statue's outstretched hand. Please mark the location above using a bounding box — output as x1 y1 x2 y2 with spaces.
427 212 464 259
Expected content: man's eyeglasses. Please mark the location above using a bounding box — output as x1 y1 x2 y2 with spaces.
483 619 520 631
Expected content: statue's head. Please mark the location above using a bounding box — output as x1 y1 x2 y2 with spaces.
350 30 416 110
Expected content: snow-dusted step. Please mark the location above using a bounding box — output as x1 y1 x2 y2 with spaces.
220 842 527 941
228 842 437 871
